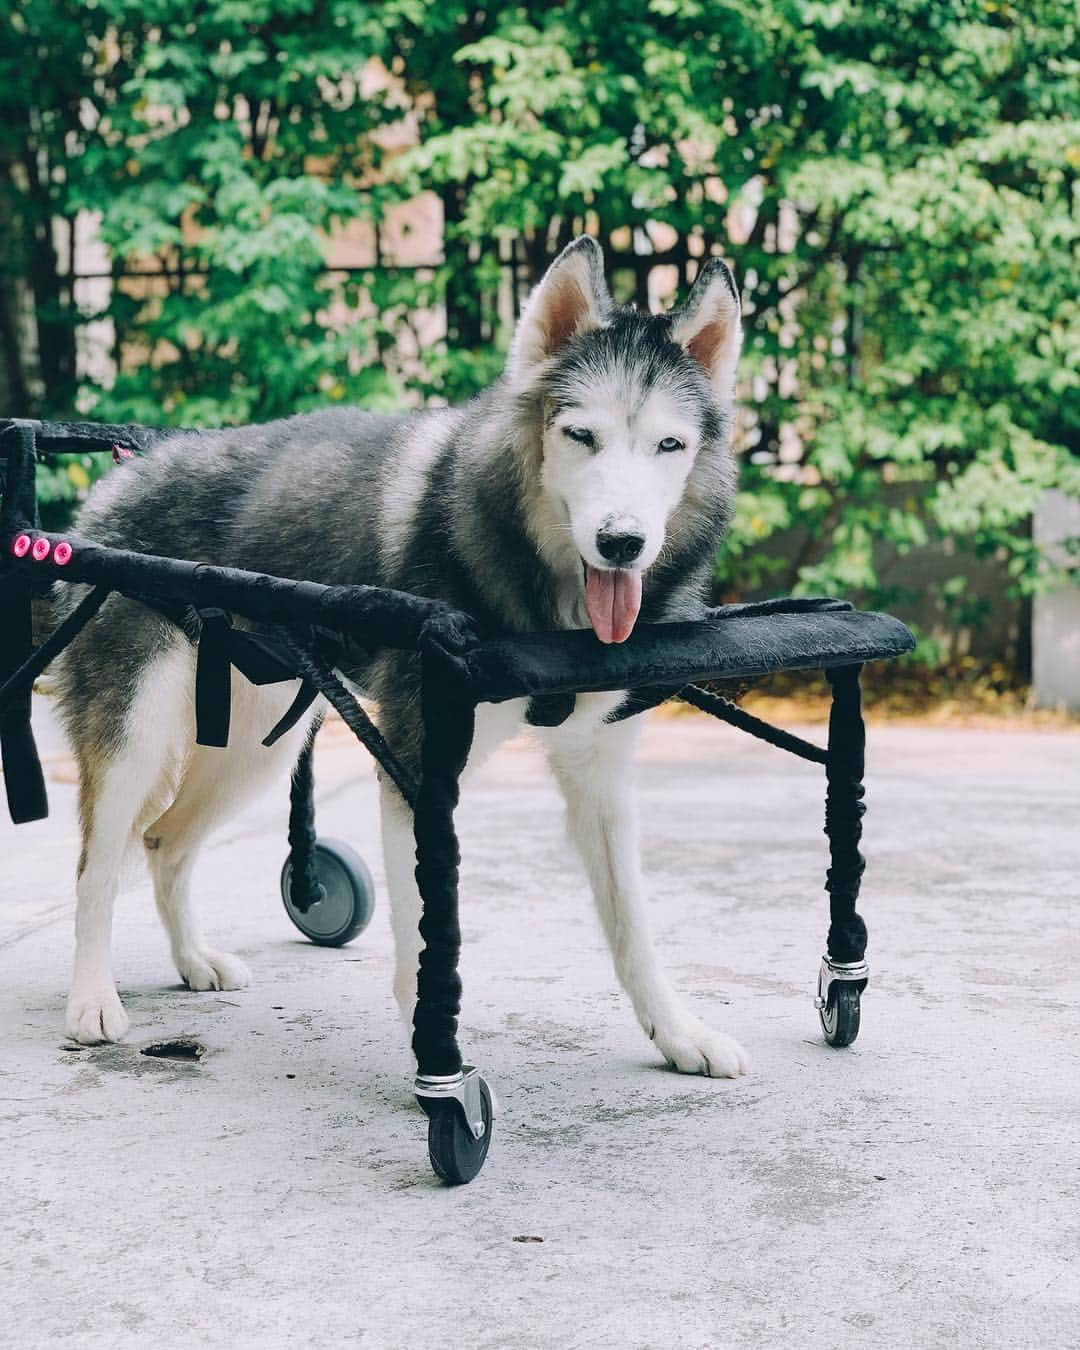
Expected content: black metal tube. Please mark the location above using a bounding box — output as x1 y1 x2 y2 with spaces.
0 421 39 534
823 665 868 963
29 419 178 455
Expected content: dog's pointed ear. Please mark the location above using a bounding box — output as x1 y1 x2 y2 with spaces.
670 257 742 399
509 236 610 384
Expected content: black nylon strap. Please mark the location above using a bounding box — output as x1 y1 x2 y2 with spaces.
194 608 233 747
0 577 47 823
606 683 686 723
262 680 320 748
226 628 303 686
525 692 576 726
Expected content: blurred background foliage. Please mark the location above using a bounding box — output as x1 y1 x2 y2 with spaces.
1 0 1077 637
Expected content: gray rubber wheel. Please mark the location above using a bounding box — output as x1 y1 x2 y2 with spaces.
421 1080 494 1185
280 838 375 947
820 982 861 1047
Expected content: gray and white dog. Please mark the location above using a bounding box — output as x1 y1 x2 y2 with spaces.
54 235 749 1077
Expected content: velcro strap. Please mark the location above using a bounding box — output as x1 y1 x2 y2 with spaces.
1 709 48 824
194 608 232 747
0 579 48 822
227 629 300 686
262 681 319 747
525 692 576 727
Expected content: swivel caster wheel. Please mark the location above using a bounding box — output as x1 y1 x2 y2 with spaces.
280 838 375 947
416 1068 495 1185
819 982 861 1047
815 955 867 1048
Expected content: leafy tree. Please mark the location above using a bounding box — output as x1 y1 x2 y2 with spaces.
2 0 1077 628
390 0 1080 617
2 0 415 509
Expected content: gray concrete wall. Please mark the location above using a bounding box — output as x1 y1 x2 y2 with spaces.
740 483 1026 666
1033 490 1080 711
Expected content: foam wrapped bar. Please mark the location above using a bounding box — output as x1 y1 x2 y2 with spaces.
5 528 469 652
459 608 915 702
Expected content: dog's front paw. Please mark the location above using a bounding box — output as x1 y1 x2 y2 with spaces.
651 1017 749 1078
177 949 251 993
65 985 130 1044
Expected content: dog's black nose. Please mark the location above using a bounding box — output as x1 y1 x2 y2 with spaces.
596 528 645 566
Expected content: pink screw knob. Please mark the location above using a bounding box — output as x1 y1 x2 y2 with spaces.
31 537 51 561
54 540 73 565
12 533 31 557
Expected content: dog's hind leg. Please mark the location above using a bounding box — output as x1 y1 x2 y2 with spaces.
144 753 255 994
65 644 193 1044
67 762 142 1043
545 713 749 1079
144 680 318 993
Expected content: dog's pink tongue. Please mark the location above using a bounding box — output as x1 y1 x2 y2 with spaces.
584 566 643 644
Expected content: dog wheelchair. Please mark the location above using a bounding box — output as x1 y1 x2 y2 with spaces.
1 417 914 1185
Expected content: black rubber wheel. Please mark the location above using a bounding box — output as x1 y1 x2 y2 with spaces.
820 982 861 1047
422 1081 493 1185
280 837 375 947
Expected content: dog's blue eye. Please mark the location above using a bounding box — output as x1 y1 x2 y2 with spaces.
564 426 595 447
658 436 684 453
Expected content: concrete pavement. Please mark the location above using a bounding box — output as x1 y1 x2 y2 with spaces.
2 698 1078 1348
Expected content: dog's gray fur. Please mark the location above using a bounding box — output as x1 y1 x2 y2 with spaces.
57 253 736 772
52 237 750 1074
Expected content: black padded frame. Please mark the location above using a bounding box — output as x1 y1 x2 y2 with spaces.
1 417 915 1085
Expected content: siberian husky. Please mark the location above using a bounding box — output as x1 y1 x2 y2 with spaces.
53 236 749 1077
